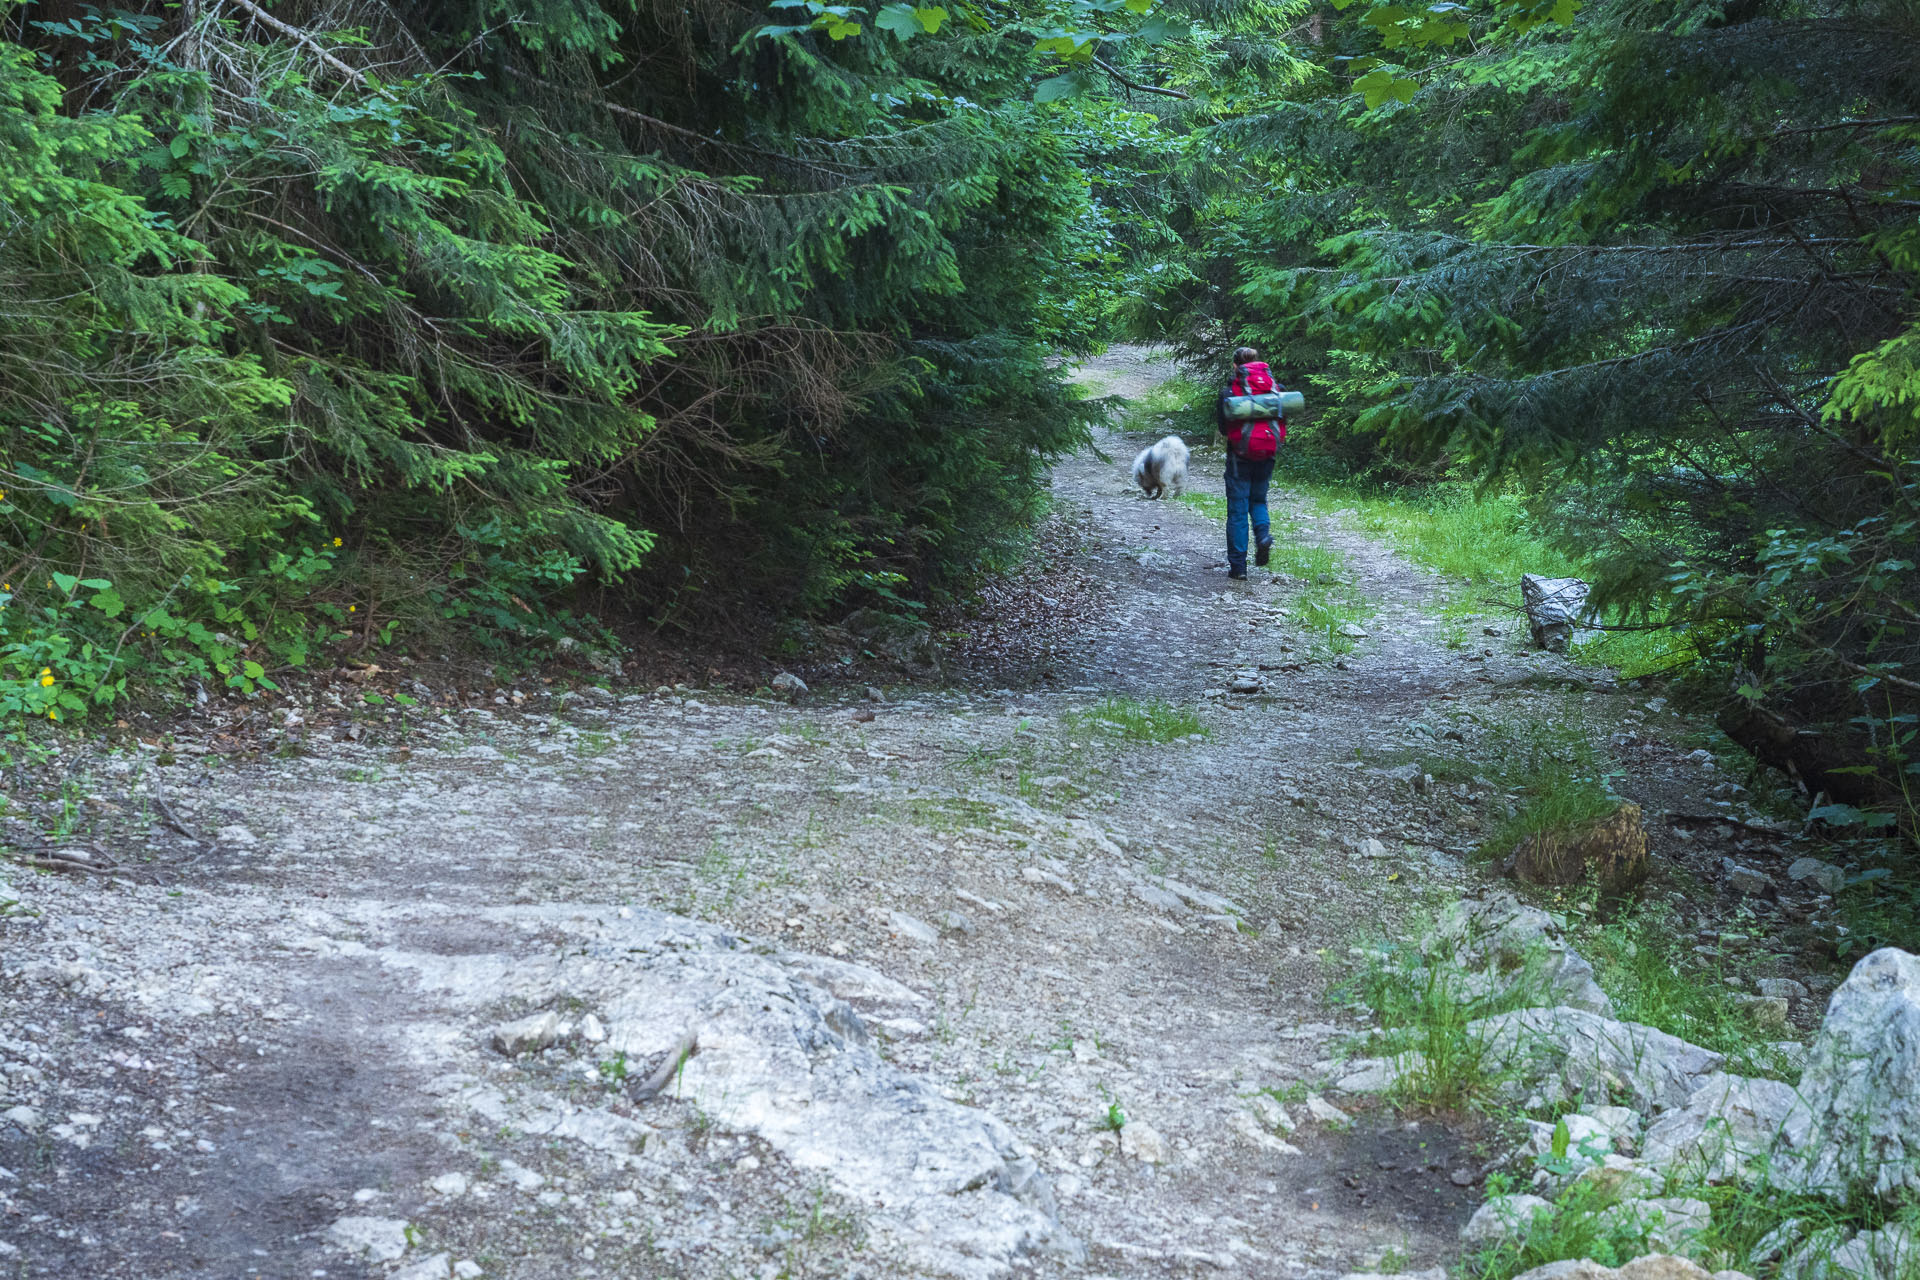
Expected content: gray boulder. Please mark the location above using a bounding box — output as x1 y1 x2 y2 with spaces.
1642 1071 1804 1184
1522 574 1591 653
1592 1196 1712 1253
1471 1006 1722 1113
1460 1193 1553 1244
1423 893 1614 1015
1771 947 1920 1202
1787 858 1846 894
1782 1224 1919 1280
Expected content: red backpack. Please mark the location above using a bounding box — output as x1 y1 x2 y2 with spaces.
1226 362 1284 461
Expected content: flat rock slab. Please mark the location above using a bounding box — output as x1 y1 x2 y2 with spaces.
365 904 1077 1277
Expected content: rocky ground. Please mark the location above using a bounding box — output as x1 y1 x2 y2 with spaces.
0 349 1852 1279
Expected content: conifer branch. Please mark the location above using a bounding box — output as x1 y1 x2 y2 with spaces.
1092 57 1189 100
1768 115 1920 138
220 0 383 93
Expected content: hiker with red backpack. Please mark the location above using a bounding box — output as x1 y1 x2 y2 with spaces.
1215 347 1287 580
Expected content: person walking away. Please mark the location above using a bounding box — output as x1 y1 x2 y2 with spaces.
1216 347 1285 579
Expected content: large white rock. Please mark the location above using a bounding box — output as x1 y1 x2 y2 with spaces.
1470 1006 1722 1113
1770 948 1920 1201
1522 574 1592 652
1782 1224 1919 1280
1642 1071 1806 1183
1424 894 1614 1015
1460 1193 1553 1244
1592 1196 1712 1252
488 1011 569 1055
392 1254 455 1280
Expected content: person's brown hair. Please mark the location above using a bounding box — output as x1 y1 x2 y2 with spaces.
1232 346 1259 365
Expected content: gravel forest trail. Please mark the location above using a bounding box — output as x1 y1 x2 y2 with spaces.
0 348 1723 1280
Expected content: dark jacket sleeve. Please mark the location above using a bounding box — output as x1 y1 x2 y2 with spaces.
1215 379 1232 434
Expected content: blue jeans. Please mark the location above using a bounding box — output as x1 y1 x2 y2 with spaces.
1224 452 1274 571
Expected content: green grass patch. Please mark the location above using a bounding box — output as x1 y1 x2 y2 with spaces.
1384 711 1623 865
902 795 1016 833
1480 769 1621 867
1296 482 1693 677
1472 719 1619 865
1460 1170 1910 1280
1574 900 1803 1080
1066 695 1205 743
1336 927 1549 1113
1176 489 1226 520
1119 377 1198 427
1459 1177 1682 1279
1327 488 1571 592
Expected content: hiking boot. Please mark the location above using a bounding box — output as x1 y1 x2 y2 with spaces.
1255 539 1272 567
1228 565 1248 580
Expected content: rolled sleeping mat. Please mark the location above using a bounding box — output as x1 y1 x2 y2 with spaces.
1222 390 1306 420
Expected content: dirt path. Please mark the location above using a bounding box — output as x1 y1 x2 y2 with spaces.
0 349 1737 1279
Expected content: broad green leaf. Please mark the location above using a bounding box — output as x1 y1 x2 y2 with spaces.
875 4 925 40
1035 71 1090 102
1353 68 1418 108
1137 14 1189 43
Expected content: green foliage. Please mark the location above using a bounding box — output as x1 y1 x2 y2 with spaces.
1459 1176 1686 1279
1143 0 1920 825
1337 916 1559 1111
1574 900 1801 1081
1465 719 1619 864
6 0 1182 719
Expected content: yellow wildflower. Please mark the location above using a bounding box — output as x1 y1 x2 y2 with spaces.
39 674 54 687
333 537 343 547
349 604 356 612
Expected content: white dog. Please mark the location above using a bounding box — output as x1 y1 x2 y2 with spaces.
1131 434 1189 499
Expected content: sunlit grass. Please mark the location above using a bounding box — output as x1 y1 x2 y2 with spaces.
1297 484 1692 677
1066 695 1206 742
